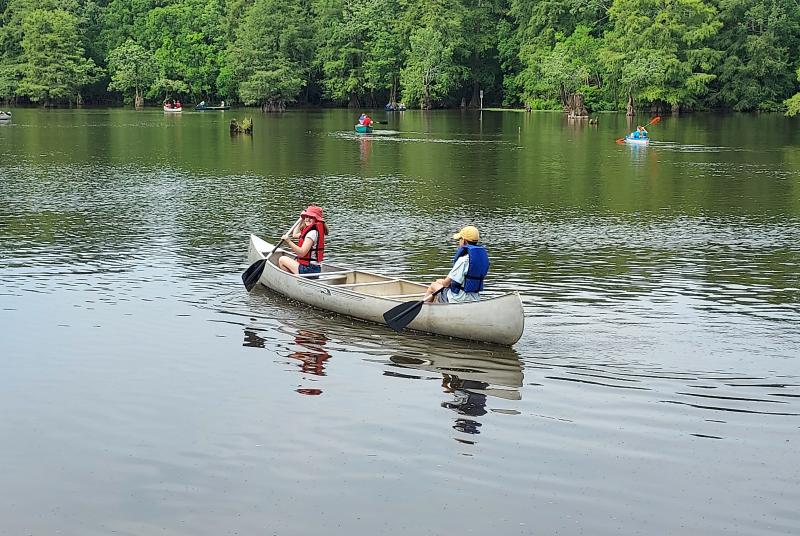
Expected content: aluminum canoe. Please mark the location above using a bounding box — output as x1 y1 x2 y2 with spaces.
247 234 524 345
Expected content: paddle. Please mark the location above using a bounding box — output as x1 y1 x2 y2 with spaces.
383 287 445 332
241 218 302 292
616 116 661 143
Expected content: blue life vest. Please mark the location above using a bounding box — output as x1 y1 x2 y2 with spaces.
449 244 490 294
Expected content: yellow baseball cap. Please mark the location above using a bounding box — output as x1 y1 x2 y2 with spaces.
452 225 480 242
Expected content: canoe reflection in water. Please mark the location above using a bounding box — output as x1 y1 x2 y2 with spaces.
388 348 523 436
242 328 331 395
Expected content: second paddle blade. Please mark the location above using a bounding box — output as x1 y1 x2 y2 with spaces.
383 299 424 332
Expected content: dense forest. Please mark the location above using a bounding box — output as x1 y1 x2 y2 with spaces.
1 0 799 114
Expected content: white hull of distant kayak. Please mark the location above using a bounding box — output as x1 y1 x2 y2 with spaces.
624 136 650 145
247 234 524 345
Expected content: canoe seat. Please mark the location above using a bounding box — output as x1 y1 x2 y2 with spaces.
297 270 352 279
297 270 353 283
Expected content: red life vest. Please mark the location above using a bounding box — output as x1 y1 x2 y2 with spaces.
297 222 326 266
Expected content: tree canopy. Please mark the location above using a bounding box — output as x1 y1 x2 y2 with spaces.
0 0 797 113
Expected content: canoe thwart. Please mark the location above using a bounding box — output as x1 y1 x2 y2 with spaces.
383 293 428 299
297 270 353 278
336 279 400 288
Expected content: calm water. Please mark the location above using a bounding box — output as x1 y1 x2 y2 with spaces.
1 108 799 535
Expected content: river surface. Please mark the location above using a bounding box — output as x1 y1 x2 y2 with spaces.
1 108 799 535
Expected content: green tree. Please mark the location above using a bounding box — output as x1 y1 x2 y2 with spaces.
98 0 162 59
538 25 604 112
312 0 371 106
106 38 157 107
142 0 226 101
461 0 502 107
785 68 800 116
602 0 721 113
508 0 609 108
225 0 310 110
712 0 800 111
16 8 101 105
361 0 404 106
401 26 464 108
0 0 80 99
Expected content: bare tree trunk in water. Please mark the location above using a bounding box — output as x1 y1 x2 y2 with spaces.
469 79 480 108
134 88 143 109
672 103 680 115
626 93 634 116
422 86 432 109
348 92 360 108
567 94 588 117
262 100 287 112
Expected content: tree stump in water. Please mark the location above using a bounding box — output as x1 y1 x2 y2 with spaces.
230 117 253 135
566 93 588 117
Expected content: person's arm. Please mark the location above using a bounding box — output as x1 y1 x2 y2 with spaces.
282 231 314 256
446 256 469 290
296 235 313 257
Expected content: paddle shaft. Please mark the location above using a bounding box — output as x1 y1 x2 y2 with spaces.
241 217 303 291
270 217 303 257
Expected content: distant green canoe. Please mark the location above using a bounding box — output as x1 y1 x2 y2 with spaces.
355 124 373 133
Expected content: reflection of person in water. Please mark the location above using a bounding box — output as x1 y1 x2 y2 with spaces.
441 373 488 434
290 329 330 395
242 327 331 395
358 136 372 161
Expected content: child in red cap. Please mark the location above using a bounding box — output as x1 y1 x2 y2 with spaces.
278 205 329 275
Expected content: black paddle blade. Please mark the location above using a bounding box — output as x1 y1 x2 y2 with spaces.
383 299 424 332
241 258 267 291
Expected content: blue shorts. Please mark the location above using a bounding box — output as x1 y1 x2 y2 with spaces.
299 264 321 275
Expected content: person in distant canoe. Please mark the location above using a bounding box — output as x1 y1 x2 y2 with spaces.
632 125 648 139
175 99 182 109
221 100 225 107
279 205 329 275
358 113 367 125
363 114 373 126
424 225 490 303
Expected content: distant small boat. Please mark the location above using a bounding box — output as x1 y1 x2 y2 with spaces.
164 105 182 113
196 104 230 111
624 136 649 145
0 111 11 120
355 124 373 133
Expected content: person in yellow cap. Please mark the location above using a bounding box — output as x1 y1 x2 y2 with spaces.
424 225 490 303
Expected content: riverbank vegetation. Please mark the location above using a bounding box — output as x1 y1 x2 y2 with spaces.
0 0 798 114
